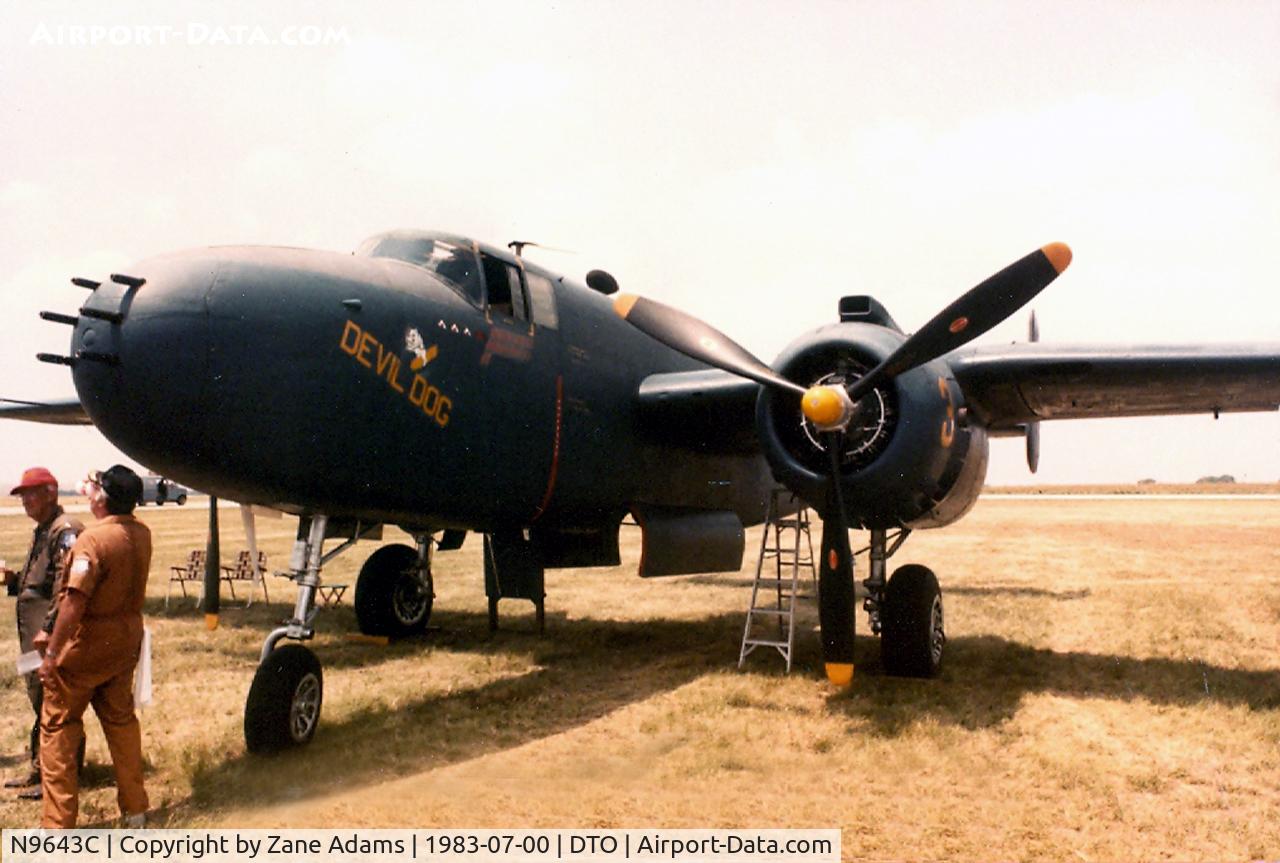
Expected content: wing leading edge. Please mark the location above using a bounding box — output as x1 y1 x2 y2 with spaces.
635 369 761 453
0 397 92 425
951 343 1280 432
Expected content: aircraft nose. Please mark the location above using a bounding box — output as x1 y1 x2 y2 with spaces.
69 251 216 469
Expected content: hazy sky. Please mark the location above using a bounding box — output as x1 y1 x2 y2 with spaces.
1 0 1277 490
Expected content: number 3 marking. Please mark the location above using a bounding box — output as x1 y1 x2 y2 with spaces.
938 377 955 448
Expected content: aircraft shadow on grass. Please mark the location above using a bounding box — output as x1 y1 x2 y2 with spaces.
159 605 1279 823
173 610 740 818
944 585 1093 601
830 634 1280 736
683 577 1092 601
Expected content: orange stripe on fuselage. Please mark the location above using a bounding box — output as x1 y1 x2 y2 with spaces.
531 375 564 522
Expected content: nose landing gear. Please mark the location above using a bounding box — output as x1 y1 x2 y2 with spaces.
244 644 323 752
243 515 434 753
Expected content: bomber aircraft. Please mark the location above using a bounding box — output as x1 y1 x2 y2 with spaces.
2 231 1278 752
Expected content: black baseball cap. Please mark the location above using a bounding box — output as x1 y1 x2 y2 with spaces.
94 465 143 507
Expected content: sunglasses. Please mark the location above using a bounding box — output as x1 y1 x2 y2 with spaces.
76 471 103 496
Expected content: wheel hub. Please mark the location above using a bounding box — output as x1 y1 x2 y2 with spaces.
290 673 321 742
929 595 945 664
392 574 430 624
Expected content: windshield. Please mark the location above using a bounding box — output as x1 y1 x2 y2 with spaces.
357 232 482 304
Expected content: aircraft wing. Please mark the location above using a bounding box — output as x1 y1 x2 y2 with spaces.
950 343 1280 432
636 369 761 453
0 397 92 425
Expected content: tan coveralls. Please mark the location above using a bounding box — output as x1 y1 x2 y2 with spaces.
12 507 82 777
40 514 151 828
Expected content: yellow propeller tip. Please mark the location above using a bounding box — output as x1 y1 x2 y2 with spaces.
1041 242 1072 274
613 294 639 319
825 662 854 687
204 613 219 631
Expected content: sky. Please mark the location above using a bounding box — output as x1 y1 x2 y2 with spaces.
1 0 1278 490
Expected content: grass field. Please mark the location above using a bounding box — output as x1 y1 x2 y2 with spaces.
1 494 1278 860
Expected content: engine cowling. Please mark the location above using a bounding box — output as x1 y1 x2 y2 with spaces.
757 322 989 530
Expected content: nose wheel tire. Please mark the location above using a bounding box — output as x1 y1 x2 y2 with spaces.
244 644 323 753
880 564 945 678
354 544 434 637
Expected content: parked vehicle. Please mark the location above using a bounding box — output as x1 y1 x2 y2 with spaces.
141 475 190 506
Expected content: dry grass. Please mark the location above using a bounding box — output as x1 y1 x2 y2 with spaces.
1 494 1278 861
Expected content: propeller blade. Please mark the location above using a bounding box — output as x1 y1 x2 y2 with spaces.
846 243 1071 404
817 432 856 685
614 294 806 395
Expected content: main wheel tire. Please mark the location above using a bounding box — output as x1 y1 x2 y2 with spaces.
244 644 323 753
354 544 433 637
880 564 945 678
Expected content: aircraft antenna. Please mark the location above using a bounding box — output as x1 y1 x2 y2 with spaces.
508 240 575 258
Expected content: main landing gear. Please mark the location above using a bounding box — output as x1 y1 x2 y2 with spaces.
354 540 434 637
859 528 945 678
243 515 435 753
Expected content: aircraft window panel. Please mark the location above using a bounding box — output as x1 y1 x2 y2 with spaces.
526 272 559 329
508 267 528 322
433 245 483 305
359 234 482 305
481 255 528 322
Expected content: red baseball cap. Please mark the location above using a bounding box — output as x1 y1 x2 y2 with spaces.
10 467 58 495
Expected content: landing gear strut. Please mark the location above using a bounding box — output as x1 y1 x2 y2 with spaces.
243 514 404 753
861 528 945 678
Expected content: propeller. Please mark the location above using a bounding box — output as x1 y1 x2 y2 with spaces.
613 295 807 395
615 243 1072 685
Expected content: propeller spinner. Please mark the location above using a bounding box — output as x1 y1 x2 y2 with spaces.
615 243 1072 685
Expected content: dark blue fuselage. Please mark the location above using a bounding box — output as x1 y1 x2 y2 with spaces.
70 241 776 533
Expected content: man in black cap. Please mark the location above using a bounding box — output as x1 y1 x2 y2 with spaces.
38 465 152 829
3 467 82 798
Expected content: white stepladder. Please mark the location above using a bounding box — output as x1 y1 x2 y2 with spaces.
738 488 817 672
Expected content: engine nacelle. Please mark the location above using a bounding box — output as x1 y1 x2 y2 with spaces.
757 322 989 530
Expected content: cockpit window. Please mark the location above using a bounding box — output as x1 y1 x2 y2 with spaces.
357 233 483 305
481 253 528 322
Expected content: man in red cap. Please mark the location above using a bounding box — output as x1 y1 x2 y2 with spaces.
3 467 82 799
